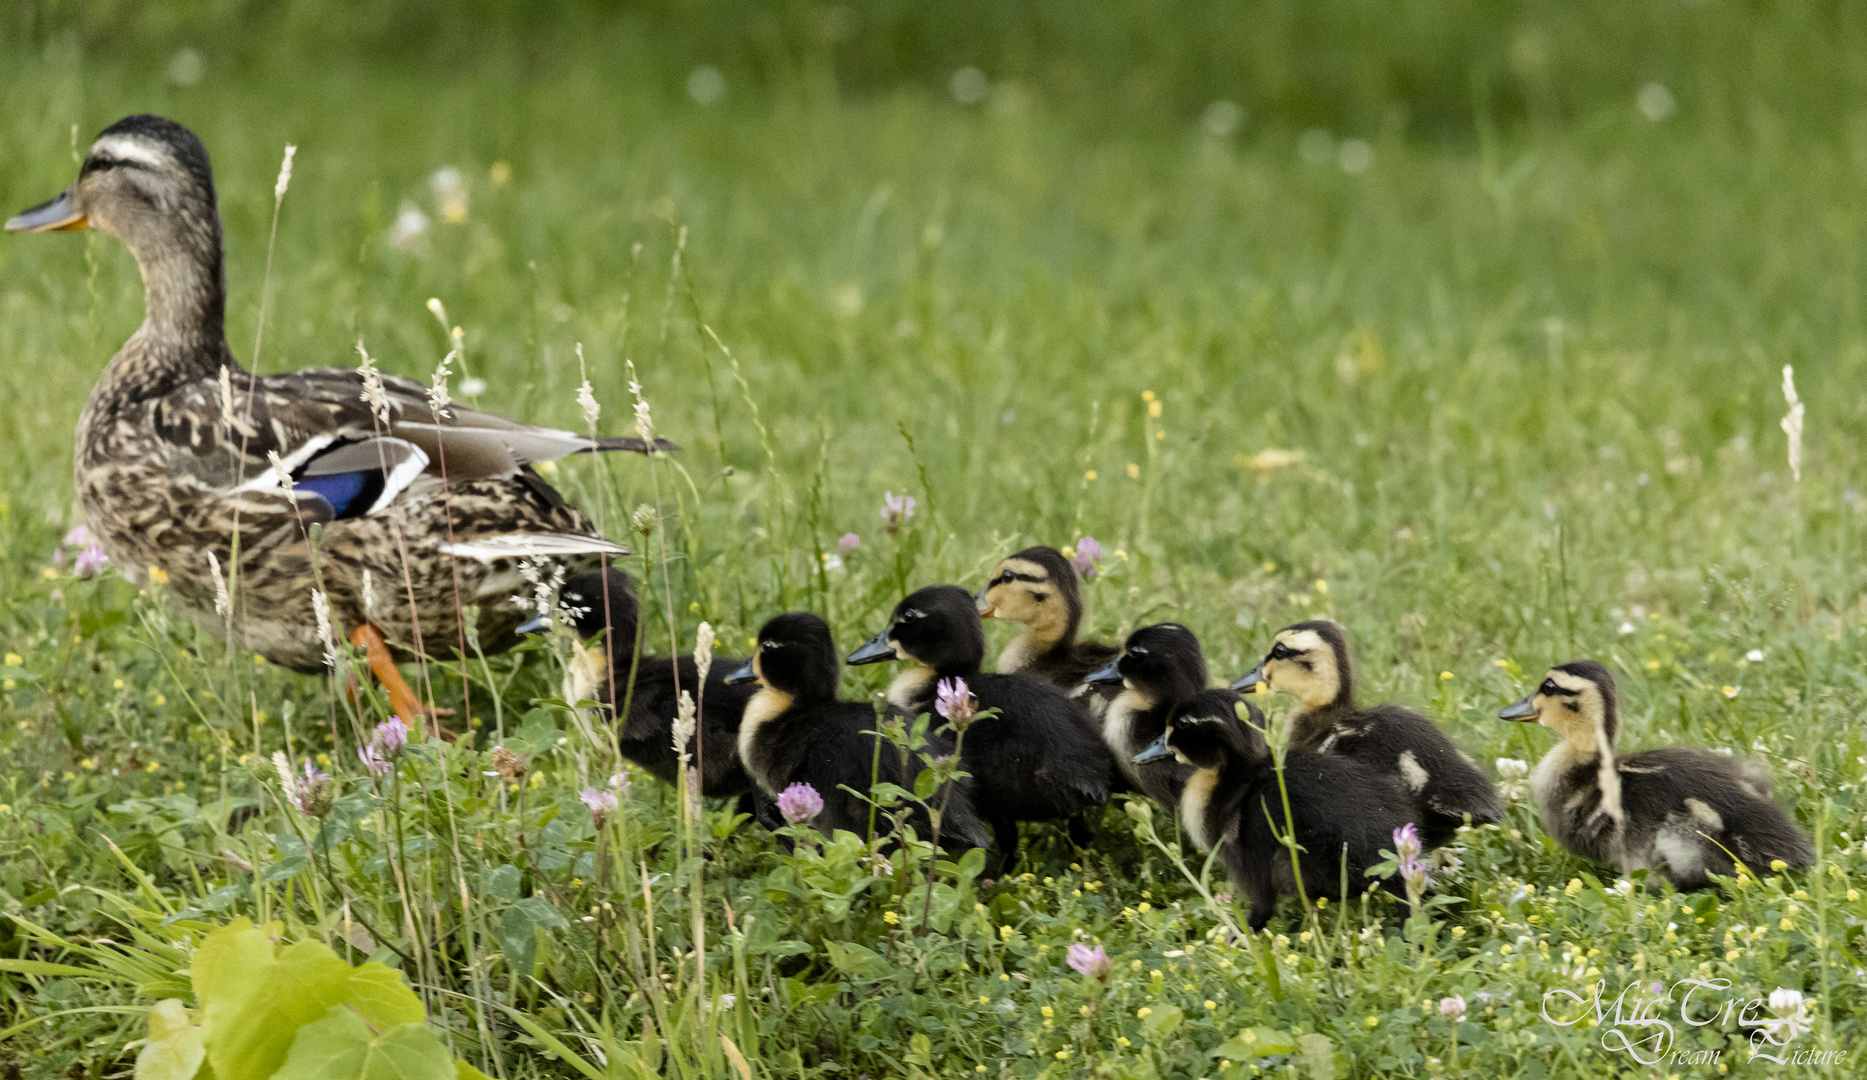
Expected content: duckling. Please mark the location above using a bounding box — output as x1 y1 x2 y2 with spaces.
6 115 672 724
518 568 755 797
1082 623 1201 804
724 612 990 848
1133 695 1414 930
849 585 1115 861
1231 620 1501 848
975 546 1119 712
1501 661 1812 888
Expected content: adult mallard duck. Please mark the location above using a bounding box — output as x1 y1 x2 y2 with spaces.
6 114 667 722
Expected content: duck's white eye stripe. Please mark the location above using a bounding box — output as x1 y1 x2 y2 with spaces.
1178 713 1219 725
90 137 169 170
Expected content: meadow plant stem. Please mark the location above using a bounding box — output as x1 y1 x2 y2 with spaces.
918 725 967 932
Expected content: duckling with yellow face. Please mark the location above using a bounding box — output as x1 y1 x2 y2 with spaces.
975 547 1119 713
1232 620 1501 848
1501 660 1811 888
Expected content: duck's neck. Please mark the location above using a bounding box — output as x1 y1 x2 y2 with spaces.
104 221 234 401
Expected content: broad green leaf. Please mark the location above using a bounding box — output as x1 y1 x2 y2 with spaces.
498 907 539 975
270 1007 453 1080
1141 1004 1183 1039
481 864 520 902
192 920 426 1080
455 1063 495 1080
133 999 205 1080
1211 1026 1296 1060
912 768 938 801
1296 1033 1340 1080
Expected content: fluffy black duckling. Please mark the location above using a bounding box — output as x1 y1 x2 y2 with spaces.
975 546 1119 713
849 585 1115 860
724 612 990 848
1231 620 1501 848
6 115 671 724
1133 696 1414 930
1501 661 1813 888
519 568 755 797
1083 623 1202 805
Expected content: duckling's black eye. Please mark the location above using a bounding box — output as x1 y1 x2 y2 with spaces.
1270 642 1294 660
1129 645 1149 656
1540 679 1557 695
996 571 1013 585
899 608 921 622
760 640 780 651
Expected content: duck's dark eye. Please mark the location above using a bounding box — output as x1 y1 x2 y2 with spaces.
1271 642 1294 660
1130 645 1149 656
997 571 1013 585
1541 679 1557 695
899 608 921 622
760 640 780 651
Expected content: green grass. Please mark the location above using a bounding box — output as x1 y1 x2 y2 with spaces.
2 3 1866 1076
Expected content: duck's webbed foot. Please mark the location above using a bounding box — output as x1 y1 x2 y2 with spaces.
349 624 456 737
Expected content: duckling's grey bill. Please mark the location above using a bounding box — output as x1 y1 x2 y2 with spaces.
514 616 551 636
1084 658 1123 685
723 660 758 685
1498 695 1538 721
1228 665 1267 692
846 631 895 665
973 585 995 616
5 190 88 233
1132 733 1174 765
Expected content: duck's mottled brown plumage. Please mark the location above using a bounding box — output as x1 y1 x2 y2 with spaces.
18 115 662 672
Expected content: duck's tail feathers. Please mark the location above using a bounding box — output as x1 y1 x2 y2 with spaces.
439 533 632 562
575 435 681 455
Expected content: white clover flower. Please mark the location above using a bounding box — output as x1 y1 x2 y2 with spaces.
1747 649 1766 663
1618 621 1636 636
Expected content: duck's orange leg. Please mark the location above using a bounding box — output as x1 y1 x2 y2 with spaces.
349 624 436 734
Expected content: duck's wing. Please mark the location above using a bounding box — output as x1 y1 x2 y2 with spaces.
158 366 668 525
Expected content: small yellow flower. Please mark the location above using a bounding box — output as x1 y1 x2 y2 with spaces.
79 758 96 770
689 601 701 613
1365 1015 1380 1028
977 995 989 1005
113 678 125 690
145 761 160 772
147 566 169 585
4 654 22 667
1451 926 1466 938
882 910 899 925
41 567 58 580
1127 462 1141 479
1141 390 1155 402
1137 902 1151 913
1155 429 1165 439
1116 1037 1131 1047
1262 560 1276 573
1565 878 1583 897
1770 859 1788 872
1646 660 1661 671
1040 1005 1054 1019
1148 399 1162 419
1136 1007 1151 1019
999 925 1014 940
1439 671 1454 681
2 680 13 691
254 653 267 666
0 805 9 814
154 694 166 706
1500 944 1513 956
489 161 513 186
1054 1050 1068 1061
1203 999 1217 1010
1085 469 1098 481
538 459 558 476
1780 918 1794 932
316 752 332 766
1848 889 1860 902
1150 969 1162 980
